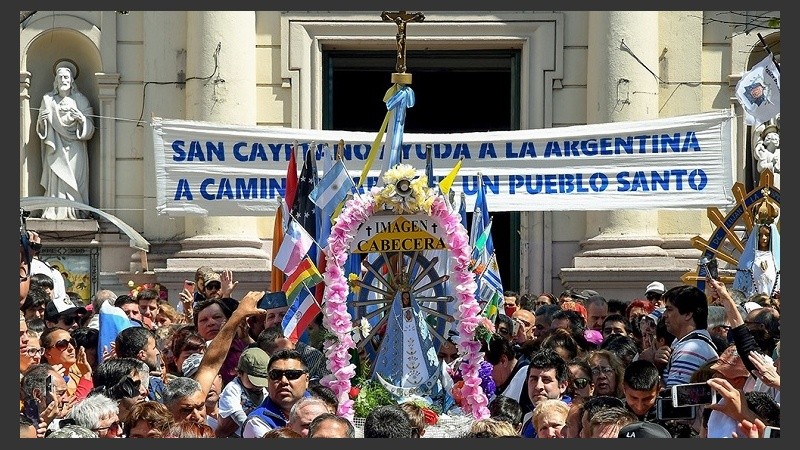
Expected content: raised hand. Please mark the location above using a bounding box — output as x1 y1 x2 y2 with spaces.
75 346 92 378
748 351 780 389
220 269 238 298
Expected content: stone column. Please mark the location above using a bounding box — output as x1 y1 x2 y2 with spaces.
560 11 687 300
159 11 269 295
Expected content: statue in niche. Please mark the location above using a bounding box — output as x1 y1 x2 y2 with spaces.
752 115 780 189
36 59 95 219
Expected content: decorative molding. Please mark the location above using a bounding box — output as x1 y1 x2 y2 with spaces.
281 12 564 130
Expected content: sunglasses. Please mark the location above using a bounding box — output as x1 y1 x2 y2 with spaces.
59 316 81 326
25 347 45 357
29 242 43 251
268 369 307 381
205 283 222 291
646 293 662 301
93 421 121 432
572 377 591 389
51 338 77 351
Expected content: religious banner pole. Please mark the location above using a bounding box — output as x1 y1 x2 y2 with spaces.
379 10 425 170
381 10 425 85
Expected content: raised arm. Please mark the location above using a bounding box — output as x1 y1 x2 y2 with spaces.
193 291 265 396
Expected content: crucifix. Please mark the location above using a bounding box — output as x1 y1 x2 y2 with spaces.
381 10 425 84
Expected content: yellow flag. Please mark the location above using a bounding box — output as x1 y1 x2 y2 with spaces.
439 156 464 195
358 84 399 188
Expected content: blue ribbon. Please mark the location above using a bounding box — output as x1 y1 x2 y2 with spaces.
385 85 415 169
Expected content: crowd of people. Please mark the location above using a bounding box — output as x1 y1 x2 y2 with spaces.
18 208 780 438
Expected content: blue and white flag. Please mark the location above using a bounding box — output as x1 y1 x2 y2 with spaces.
735 54 780 126
97 301 136 363
309 159 354 216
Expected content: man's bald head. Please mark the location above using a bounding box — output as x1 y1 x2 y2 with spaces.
511 309 536 344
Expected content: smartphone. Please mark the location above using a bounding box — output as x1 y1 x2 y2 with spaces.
671 382 717 407
45 374 53 402
184 280 195 295
656 397 696 421
763 426 780 438
698 255 719 280
258 291 288 311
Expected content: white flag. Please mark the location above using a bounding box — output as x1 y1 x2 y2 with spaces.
735 54 780 126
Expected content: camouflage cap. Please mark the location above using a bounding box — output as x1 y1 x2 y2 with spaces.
47 424 98 438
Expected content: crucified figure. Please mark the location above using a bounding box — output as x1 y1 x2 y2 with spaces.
381 10 425 74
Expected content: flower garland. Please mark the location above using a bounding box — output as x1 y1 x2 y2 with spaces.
320 166 490 421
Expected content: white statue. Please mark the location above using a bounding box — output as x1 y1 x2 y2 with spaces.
36 60 95 219
752 119 780 188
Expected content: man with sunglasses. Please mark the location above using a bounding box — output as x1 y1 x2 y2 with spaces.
645 281 665 308
43 296 87 333
242 349 311 438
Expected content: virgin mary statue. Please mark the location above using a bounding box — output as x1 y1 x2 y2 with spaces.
733 197 780 300
372 287 444 400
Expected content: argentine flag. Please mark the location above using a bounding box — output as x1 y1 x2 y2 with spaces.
97 301 137 363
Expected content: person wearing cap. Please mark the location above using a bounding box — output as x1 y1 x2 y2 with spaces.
645 282 665 308
44 296 88 332
618 420 672 438
215 347 270 437
201 271 224 300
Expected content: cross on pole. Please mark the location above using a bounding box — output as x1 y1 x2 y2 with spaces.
381 10 425 84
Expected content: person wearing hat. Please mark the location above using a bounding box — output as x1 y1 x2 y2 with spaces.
215 348 270 437
618 421 672 438
645 282 665 308
44 296 88 332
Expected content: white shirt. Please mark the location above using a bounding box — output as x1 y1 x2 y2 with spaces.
31 258 67 300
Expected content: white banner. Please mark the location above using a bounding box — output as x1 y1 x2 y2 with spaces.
152 110 735 216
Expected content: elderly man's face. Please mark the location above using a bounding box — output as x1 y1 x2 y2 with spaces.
168 389 206 424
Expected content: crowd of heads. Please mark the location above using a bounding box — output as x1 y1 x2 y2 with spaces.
19 211 779 438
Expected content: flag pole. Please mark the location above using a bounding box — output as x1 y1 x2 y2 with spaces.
757 33 780 73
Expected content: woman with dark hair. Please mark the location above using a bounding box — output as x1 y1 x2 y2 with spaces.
539 328 581 362
565 358 594 405
168 326 205 378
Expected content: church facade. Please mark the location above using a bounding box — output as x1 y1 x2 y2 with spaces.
19 11 780 303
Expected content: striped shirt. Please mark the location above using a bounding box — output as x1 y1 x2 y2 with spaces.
664 329 718 387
